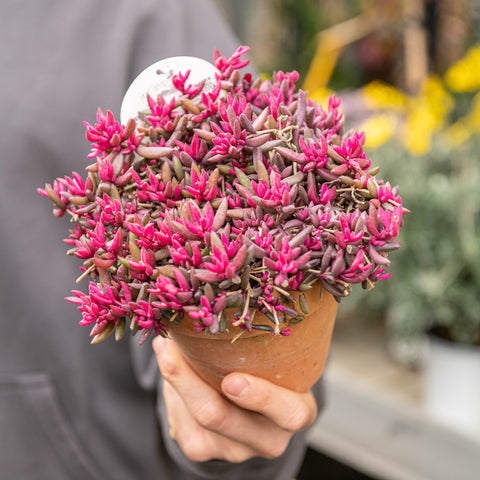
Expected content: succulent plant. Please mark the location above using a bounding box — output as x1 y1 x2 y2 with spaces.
39 46 407 344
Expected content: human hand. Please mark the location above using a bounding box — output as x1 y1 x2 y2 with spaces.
153 336 318 463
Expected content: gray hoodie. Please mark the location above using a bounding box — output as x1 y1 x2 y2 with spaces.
0 1 323 478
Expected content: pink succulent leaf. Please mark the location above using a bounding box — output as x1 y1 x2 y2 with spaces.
38 179 70 211
191 87 221 122
169 239 203 268
176 134 208 162
331 131 371 173
66 282 119 328
211 128 247 156
194 270 223 283
212 293 228 314
214 45 250 79
185 168 218 202
349 248 372 272
184 295 215 327
84 108 142 159
128 247 155 277
374 268 392 281
96 195 125 227
130 300 158 329
146 95 177 131
57 172 87 197
172 69 205 98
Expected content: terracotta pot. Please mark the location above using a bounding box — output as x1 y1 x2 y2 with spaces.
167 284 338 393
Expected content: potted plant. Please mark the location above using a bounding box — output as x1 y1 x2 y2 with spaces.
38 46 406 393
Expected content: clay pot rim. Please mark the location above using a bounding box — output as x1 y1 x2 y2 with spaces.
167 285 334 341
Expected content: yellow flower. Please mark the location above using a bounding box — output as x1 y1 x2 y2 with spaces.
403 107 435 155
445 92 480 147
466 92 480 132
359 113 397 149
402 76 453 154
445 120 472 147
308 87 335 109
421 76 453 123
445 45 480 92
362 81 407 111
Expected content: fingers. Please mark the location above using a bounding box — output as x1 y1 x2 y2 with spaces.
222 373 318 432
162 379 257 463
153 337 292 458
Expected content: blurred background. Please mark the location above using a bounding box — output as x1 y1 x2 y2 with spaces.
214 1 480 479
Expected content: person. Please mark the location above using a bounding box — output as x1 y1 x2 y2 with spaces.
0 1 324 478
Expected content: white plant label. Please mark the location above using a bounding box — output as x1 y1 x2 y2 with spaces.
120 56 218 124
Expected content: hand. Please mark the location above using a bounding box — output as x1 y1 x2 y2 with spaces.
153 336 318 463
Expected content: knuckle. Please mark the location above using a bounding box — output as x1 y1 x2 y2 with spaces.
194 402 229 432
255 388 273 413
284 403 313 432
158 356 180 382
179 440 209 463
224 447 252 464
261 438 290 459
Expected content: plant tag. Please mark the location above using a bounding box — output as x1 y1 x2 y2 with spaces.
120 56 217 124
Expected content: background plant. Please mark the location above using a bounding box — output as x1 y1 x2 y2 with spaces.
342 45 480 362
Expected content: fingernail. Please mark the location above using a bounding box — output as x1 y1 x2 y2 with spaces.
223 375 248 397
153 337 173 375
153 336 168 357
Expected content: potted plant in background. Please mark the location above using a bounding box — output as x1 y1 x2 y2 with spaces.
343 45 480 438
38 45 406 394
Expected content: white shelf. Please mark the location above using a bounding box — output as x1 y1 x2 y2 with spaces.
306 323 480 480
